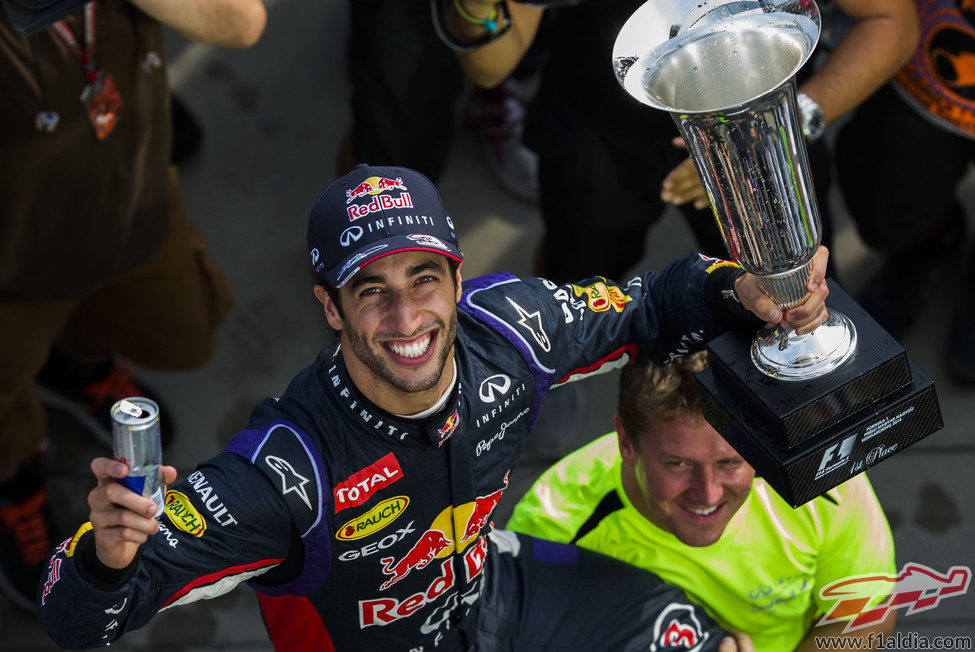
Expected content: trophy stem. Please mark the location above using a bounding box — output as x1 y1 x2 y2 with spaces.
750 309 858 380
755 259 813 310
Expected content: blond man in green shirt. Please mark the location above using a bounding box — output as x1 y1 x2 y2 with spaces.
508 352 897 651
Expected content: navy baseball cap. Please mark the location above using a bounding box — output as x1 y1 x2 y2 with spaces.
307 164 463 288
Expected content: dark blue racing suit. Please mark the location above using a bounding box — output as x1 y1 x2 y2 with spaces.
37 254 756 651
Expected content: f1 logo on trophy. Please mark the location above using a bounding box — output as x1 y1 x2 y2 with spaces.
614 0 943 506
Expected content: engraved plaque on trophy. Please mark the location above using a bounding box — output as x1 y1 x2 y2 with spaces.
614 0 943 506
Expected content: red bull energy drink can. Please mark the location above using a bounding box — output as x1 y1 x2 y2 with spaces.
111 397 164 518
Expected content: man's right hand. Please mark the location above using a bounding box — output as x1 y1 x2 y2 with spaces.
88 458 178 569
719 631 756 652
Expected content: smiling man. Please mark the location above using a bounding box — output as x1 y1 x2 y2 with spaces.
39 164 831 651
507 352 897 651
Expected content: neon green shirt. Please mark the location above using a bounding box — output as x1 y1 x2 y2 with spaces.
506 433 895 652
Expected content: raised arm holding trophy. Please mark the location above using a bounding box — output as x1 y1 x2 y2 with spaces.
614 0 944 506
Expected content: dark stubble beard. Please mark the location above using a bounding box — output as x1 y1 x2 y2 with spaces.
343 311 458 394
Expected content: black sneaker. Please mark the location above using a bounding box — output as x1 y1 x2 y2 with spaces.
858 215 965 339
0 462 58 612
36 350 177 448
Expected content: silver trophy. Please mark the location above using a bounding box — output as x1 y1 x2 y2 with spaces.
613 0 856 380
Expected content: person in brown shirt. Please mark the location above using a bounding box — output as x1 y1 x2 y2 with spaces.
0 0 265 611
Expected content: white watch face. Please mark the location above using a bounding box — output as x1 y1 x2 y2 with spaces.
797 93 825 139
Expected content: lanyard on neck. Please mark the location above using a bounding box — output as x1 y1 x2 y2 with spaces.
51 2 97 84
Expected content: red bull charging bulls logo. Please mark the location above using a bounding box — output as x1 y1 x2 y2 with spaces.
437 411 459 446
345 176 412 221
817 562 971 633
376 472 509 591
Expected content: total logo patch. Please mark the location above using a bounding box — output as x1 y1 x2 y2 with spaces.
337 496 410 541
334 453 404 513
163 490 207 538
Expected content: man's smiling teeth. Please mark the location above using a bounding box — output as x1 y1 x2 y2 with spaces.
388 333 432 358
687 505 718 516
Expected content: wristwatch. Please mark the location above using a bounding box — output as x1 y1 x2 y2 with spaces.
796 91 826 142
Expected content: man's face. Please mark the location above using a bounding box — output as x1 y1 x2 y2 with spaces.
320 251 462 398
620 414 755 547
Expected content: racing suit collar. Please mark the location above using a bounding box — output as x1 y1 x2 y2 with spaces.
324 342 465 447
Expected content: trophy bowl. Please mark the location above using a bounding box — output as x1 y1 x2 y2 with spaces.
613 0 856 380
613 0 944 508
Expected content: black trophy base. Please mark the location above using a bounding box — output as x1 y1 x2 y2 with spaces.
697 359 943 507
705 282 912 447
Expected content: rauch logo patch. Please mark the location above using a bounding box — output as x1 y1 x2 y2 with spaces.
163 490 207 537
337 496 410 541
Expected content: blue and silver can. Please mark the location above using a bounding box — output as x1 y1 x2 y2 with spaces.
110 397 164 518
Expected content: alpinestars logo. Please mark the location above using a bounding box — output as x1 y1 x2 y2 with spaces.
818 563 971 633
506 297 551 352
265 455 312 510
815 434 857 480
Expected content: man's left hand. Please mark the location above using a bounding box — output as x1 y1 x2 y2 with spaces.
734 245 830 335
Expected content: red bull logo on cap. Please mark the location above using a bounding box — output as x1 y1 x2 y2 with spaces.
346 176 412 221
346 176 407 203
817 562 971 633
